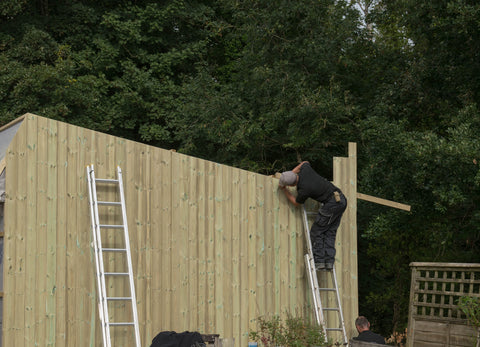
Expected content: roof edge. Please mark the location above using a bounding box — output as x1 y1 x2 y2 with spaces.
0 114 26 132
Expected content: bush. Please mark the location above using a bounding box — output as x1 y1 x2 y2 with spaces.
458 296 480 328
249 314 333 347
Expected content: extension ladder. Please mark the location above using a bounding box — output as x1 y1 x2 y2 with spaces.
87 165 141 347
302 205 348 345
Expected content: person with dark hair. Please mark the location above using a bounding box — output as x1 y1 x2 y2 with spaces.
352 316 385 344
278 161 347 271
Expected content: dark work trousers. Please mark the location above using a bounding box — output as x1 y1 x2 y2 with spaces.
310 191 347 264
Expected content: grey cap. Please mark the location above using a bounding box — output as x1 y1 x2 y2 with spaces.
279 171 297 186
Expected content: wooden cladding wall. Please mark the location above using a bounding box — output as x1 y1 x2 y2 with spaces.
2 114 358 346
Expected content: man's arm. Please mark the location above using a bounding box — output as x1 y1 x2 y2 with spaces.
279 186 301 206
292 161 309 174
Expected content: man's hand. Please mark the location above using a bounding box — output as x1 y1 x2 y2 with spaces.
279 185 300 206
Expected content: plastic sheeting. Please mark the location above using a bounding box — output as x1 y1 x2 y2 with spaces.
0 119 23 163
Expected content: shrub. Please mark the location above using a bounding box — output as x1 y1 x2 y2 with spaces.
249 314 333 347
458 296 480 328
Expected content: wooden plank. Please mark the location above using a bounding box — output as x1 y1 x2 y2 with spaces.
66 121 80 345
143 143 152 345
221 163 233 338
274 183 285 315
333 142 358 338
411 262 480 269
34 116 49 345
263 175 274 318
169 153 186 330
23 112 38 345
188 157 200 331
196 158 207 334
357 192 411 211
148 143 163 343
231 167 241 340
237 169 249 341
55 121 68 345
206 160 216 334
255 175 266 318
45 117 58 345
214 162 225 336
413 277 480 285
247 171 257 335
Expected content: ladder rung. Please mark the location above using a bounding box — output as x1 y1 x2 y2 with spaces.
319 288 336 292
109 322 135 326
95 178 119 183
102 248 127 252
324 308 340 312
98 201 121 206
326 328 343 331
105 272 129 276
99 224 124 229
107 297 132 301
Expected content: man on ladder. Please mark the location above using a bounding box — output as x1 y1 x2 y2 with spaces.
278 161 347 270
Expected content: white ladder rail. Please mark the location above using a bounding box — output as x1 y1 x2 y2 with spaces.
302 206 348 345
87 165 142 347
87 165 111 347
117 166 142 347
302 208 327 338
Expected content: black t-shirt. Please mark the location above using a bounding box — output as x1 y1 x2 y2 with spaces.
353 330 386 344
295 162 336 204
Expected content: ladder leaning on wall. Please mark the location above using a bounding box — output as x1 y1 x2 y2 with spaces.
302 206 348 345
86 165 141 347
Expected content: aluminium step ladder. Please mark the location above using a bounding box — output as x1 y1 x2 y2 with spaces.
87 165 141 347
302 205 348 345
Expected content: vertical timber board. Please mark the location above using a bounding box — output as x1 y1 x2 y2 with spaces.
148 144 165 340
333 142 358 339
288 185 300 315
25 115 38 345
160 150 173 330
222 163 234 338
186 155 197 331
173 154 191 331
134 140 150 346
76 124 91 345
256 175 266 326
274 186 286 315
281 190 294 315
238 168 249 343
231 167 241 339
196 158 207 334
247 171 258 339
263 176 274 319
35 116 48 345
66 121 80 346
46 118 58 345
214 162 225 336
56 120 67 344
189 157 201 331
205 159 216 333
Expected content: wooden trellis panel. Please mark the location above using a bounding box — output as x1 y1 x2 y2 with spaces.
407 262 480 347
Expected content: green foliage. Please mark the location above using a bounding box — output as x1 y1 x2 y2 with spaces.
250 314 331 347
458 296 480 328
